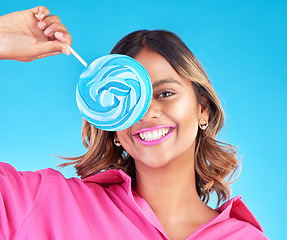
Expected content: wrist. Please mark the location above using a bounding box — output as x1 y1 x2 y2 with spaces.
0 34 5 60
0 14 12 60
0 32 8 60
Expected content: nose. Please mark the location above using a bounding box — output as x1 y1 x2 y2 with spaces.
139 99 161 122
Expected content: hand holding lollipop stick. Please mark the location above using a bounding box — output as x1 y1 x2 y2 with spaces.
64 44 153 131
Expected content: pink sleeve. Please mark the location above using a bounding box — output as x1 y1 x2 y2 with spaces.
0 162 53 239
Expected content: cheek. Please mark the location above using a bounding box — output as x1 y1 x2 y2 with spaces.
117 129 130 144
116 130 135 153
168 96 199 124
170 96 199 140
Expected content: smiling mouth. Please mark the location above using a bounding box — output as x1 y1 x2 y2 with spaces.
133 126 175 145
137 127 172 141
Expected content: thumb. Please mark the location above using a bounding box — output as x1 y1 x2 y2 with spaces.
33 40 70 60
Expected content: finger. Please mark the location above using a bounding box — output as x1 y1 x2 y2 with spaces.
43 22 68 38
31 6 50 21
55 31 72 46
37 15 61 30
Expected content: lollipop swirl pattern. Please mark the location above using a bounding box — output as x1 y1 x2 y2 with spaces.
76 54 152 131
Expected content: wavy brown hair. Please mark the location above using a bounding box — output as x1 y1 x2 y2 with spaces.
60 30 239 206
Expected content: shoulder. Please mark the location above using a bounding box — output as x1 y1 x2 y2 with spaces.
0 162 69 237
215 196 269 239
0 162 55 188
0 162 130 191
0 162 84 197
218 217 269 239
217 196 262 231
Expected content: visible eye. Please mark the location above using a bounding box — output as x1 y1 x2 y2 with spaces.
157 91 174 98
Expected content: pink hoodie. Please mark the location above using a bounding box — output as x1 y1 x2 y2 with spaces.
0 162 268 239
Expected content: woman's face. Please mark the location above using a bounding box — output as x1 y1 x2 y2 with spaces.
116 49 209 170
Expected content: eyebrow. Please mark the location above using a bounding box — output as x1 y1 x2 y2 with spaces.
152 78 182 89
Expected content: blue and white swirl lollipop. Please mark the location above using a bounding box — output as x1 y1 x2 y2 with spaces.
66 45 152 131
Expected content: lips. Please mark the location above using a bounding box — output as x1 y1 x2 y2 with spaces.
133 126 175 146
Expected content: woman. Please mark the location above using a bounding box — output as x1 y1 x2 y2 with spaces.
0 6 268 240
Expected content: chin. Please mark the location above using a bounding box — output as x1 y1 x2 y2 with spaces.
134 155 173 170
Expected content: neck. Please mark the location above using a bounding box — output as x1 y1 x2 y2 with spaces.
134 156 204 225
133 148 219 239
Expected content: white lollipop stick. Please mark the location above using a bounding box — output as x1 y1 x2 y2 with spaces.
64 43 88 67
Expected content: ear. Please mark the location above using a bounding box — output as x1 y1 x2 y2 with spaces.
198 94 210 121
114 132 119 141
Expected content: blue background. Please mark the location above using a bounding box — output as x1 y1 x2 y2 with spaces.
1 1 286 239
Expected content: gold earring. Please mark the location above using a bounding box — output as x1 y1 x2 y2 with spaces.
199 118 208 130
114 139 121 147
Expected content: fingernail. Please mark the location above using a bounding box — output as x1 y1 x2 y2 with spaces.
62 48 70 55
38 22 45 29
44 28 52 36
38 13 45 20
55 32 64 38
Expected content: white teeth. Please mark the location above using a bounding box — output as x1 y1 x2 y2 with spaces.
147 132 152 140
160 129 163 135
138 127 172 141
152 131 157 140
